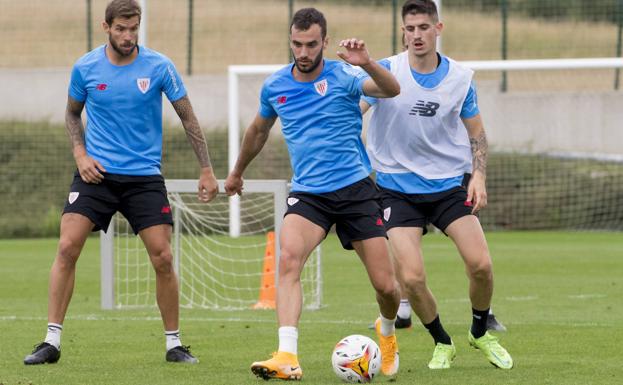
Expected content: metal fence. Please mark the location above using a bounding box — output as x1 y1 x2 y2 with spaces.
1 0 621 75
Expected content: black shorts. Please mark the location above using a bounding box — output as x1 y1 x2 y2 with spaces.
63 171 173 234
285 177 386 250
380 174 474 234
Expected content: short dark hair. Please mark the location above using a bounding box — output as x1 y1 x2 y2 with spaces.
402 0 438 22
290 8 327 39
105 0 142 25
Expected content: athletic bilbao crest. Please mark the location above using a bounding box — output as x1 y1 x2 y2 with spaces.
68 192 79 204
314 79 328 96
137 78 151 94
383 207 391 222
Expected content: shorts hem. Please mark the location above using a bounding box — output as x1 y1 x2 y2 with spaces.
435 212 475 233
340 230 387 250
133 220 173 235
62 209 107 233
284 212 331 234
384 222 426 231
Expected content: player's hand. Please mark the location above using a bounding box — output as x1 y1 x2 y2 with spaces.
224 172 244 196
75 153 106 184
337 38 371 67
466 171 487 214
198 167 218 202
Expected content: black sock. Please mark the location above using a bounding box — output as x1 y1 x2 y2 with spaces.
424 315 452 345
470 308 490 338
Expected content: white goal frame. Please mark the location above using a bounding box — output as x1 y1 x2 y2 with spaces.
99 179 311 310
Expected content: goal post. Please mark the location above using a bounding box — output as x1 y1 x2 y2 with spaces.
100 179 322 311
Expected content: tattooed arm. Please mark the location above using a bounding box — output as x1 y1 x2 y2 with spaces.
463 114 488 213
171 95 218 202
66 96 106 183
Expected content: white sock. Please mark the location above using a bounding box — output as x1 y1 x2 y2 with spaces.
379 314 396 337
278 326 298 355
44 323 62 350
397 299 412 319
489 308 494 315
165 329 182 351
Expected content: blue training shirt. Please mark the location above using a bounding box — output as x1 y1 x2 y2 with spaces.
259 59 371 193
69 45 187 176
364 55 478 194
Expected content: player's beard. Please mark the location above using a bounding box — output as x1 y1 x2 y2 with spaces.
109 34 137 57
294 50 323 74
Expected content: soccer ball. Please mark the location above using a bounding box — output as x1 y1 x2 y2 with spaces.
331 334 381 383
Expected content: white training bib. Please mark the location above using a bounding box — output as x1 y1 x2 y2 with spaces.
367 52 474 179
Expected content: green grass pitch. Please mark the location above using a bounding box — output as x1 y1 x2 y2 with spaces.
0 232 621 384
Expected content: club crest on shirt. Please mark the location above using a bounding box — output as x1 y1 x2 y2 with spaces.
314 79 328 96
68 192 79 204
137 78 151 94
383 207 391 222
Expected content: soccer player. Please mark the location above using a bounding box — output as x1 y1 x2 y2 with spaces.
23 0 218 365
224 8 401 381
362 0 513 370
364 32 507 333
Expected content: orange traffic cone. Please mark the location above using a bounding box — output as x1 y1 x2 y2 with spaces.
252 231 276 309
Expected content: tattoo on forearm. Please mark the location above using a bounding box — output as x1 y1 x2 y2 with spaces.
172 97 212 168
470 131 488 175
65 98 85 149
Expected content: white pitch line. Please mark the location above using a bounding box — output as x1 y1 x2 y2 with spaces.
568 294 607 299
439 298 470 303
505 296 539 301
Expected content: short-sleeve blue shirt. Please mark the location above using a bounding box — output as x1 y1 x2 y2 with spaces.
259 60 371 193
69 45 186 175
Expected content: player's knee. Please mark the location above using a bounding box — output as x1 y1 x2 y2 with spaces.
150 250 174 274
56 238 81 267
403 274 428 297
278 248 304 278
373 278 399 300
467 259 493 282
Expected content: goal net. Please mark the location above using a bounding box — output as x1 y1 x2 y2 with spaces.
100 179 322 310
228 59 623 232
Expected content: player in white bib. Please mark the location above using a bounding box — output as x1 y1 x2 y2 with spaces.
363 0 513 370
366 32 507 334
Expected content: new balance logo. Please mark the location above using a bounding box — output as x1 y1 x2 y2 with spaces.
409 100 440 117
